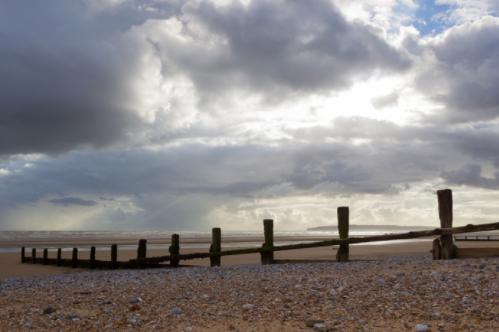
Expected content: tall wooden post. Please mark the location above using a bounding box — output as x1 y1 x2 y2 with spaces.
137 239 147 269
90 246 96 270
32 248 36 264
43 249 48 265
261 219 274 265
431 238 441 260
72 248 78 268
169 234 180 268
57 248 62 267
437 189 455 259
111 244 118 270
336 207 350 262
210 228 222 267
21 247 25 263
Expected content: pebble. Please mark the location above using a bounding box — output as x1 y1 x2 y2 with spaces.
42 307 56 314
1 255 499 331
415 324 429 331
130 303 141 311
170 308 184 315
313 322 325 330
305 319 323 327
129 297 143 303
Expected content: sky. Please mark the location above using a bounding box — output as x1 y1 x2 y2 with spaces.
1 0 499 231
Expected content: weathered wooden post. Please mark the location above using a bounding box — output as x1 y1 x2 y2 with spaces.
21 247 25 263
32 248 36 264
169 234 180 268
431 238 441 260
111 244 118 270
57 248 62 267
43 249 48 265
336 207 349 262
72 248 78 268
137 239 147 269
260 219 274 265
90 246 96 270
437 189 455 259
209 228 222 267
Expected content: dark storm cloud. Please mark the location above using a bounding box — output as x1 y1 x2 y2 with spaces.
417 16 499 124
0 0 182 155
160 0 410 100
441 164 499 189
0 137 446 209
0 0 411 156
2 117 499 228
49 197 97 207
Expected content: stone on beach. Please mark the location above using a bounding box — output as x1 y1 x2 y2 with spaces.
305 319 323 327
42 307 56 314
313 322 326 330
2 255 499 331
170 308 184 315
129 297 142 303
415 324 429 331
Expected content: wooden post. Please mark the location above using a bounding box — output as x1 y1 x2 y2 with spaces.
21 247 25 263
261 219 274 265
437 189 455 259
209 228 222 267
57 248 62 267
72 248 78 268
32 248 36 264
336 207 349 262
137 239 147 269
90 246 96 270
111 244 118 270
169 234 180 268
43 249 48 265
431 238 441 260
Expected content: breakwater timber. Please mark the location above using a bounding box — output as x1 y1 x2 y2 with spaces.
21 189 499 269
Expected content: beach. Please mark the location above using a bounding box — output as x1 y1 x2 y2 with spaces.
0 237 438 279
1 238 499 331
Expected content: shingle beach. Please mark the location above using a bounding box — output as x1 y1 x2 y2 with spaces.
2 255 499 331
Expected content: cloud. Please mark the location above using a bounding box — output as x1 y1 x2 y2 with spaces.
0 0 183 156
441 164 499 189
2 0 499 231
130 0 411 113
416 16 499 124
49 197 97 207
432 0 499 25
371 90 400 109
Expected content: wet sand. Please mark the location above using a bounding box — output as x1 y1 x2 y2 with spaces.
2 236 499 279
0 239 480 279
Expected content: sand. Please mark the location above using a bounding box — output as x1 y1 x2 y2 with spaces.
0 238 435 279
3 237 498 279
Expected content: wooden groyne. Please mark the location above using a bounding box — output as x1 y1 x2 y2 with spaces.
454 236 499 241
21 188 499 269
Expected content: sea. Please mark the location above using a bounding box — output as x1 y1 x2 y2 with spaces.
0 230 435 253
